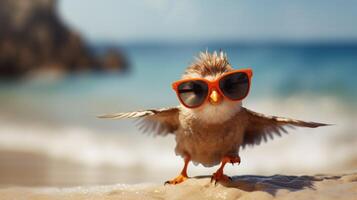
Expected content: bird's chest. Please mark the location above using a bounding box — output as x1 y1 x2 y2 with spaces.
174 117 244 166
184 124 234 146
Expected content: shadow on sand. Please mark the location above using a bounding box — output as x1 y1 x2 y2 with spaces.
193 174 341 195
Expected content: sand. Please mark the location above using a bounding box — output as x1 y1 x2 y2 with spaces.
0 172 355 200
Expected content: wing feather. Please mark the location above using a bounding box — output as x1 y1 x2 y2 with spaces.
242 107 329 147
98 107 180 136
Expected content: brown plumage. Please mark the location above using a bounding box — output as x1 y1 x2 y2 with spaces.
99 51 328 184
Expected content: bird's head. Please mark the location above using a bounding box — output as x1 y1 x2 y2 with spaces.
172 51 253 124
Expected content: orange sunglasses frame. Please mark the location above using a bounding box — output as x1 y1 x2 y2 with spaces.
172 68 253 108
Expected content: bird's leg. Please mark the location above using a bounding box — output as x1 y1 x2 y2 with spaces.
165 155 190 185
211 155 240 184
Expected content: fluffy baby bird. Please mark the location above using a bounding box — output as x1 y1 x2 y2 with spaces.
99 51 327 185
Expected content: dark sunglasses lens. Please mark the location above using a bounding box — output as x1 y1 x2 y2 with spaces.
177 80 208 107
219 72 249 100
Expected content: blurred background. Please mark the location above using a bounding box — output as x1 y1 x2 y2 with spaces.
0 0 356 186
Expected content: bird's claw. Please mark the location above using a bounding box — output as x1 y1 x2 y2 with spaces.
210 178 220 186
164 174 188 185
210 172 232 185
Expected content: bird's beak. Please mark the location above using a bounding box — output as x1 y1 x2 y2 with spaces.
209 90 222 105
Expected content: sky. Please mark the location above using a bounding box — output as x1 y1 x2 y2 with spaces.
58 0 357 43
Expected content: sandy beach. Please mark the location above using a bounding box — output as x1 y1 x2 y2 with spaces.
0 172 355 200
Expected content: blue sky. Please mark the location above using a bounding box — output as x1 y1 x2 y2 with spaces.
59 0 357 43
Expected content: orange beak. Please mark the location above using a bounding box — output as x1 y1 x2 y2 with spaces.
209 90 222 105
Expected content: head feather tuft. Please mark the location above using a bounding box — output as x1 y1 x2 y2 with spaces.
183 50 233 78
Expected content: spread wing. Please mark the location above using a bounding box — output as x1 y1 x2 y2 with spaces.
97 107 180 136
242 107 329 147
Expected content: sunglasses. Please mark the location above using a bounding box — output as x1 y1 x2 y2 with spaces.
172 69 253 108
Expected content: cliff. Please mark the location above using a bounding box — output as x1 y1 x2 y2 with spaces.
0 0 128 79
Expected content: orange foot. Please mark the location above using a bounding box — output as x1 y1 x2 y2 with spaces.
210 171 232 185
165 174 188 185
165 155 190 185
211 155 240 185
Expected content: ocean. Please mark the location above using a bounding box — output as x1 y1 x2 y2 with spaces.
0 43 356 186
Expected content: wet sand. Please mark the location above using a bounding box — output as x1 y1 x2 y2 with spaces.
0 173 356 200
0 150 172 186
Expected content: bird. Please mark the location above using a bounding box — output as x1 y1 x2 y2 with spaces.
98 51 328 185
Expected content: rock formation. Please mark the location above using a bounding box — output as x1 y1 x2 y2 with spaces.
0 0 128 79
